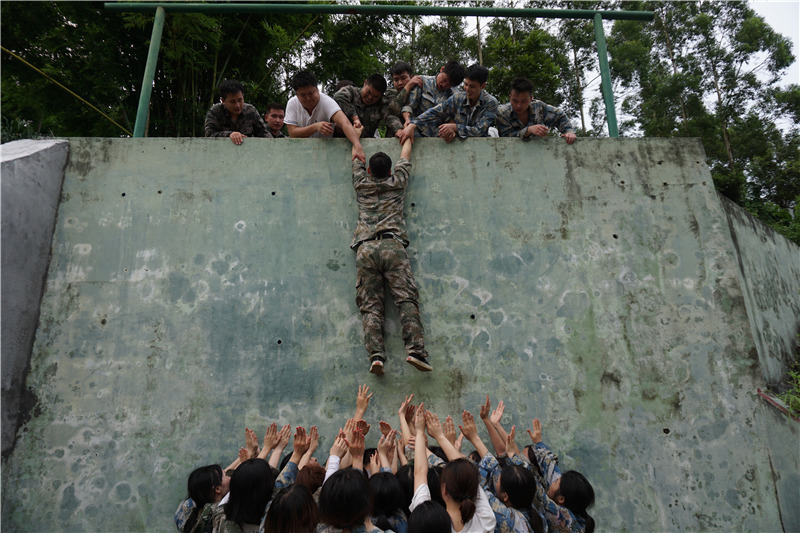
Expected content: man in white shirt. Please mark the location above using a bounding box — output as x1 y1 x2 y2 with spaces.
285 70 366 162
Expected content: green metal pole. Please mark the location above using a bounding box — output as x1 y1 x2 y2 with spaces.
105 3 654 21
133 6 165 138
594 12 618 138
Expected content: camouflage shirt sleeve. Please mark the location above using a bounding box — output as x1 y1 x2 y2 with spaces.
334 86 358 121
204 105 232 138
455 93 498 139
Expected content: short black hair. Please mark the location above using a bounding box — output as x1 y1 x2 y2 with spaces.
266 101 285 113
336 79 355 91
465 64 489 85
319 468 372 529
365 73 387 94
442 60 466 86
369 152 392 178
219 79 244 99
291 70 317 91
408 500 452 533
510 77 534 97
390 61 414 77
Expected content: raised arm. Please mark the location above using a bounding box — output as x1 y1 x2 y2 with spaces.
330 109 366 162
400 137 413 161
460 410 490 459
479 396 506 456
425 410 464 461
270 424 292 469
414 402 429 491
354 384 372 421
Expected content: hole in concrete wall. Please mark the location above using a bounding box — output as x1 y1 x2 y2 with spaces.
157 190 162 194
411 202 416 207
121 193 126 197
613 234 619 239
620 180 625 185
617 163 621 167
663 428 670 434
662 182 668 186
470 314 476 320
658 160 664 165
100 319 107 325
702 181 707 186
277 339 282 345
271 191 276 196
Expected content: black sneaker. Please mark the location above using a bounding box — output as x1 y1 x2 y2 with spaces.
370 356 385 375
406 353 433 372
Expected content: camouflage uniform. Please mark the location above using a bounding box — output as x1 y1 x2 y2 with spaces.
401 75 457 119
495 101 574 139
383 86 410 137
411 89 499 139
334 85 403 138
204 103 269 138
351 158 427 363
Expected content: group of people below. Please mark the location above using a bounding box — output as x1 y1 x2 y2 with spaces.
204 60 577 161
175 386 595 533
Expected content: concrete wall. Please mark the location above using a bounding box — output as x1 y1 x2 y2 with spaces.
1 139 69 457
722 195 800 389
2 137 798 531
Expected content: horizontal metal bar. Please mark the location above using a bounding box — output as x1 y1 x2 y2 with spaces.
104 2 654 21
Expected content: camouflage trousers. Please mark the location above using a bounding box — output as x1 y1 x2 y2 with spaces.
355 238 426 361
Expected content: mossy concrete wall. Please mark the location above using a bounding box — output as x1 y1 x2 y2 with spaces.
2 137 798 532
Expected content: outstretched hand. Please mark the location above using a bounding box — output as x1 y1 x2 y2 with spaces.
460 410 479 442
527 418 543 444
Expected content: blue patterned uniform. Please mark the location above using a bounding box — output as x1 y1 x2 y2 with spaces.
508 454 584 533
402 75 457 118
411 90 498 139
478 454 536 533
495 101 574 139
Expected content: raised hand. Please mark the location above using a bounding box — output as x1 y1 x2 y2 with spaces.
424 409 445 440
293 426 310 456
355 419 371 437
444 415 457 445
527 418 543 444
276 424 292 449
379 421 393 437
263 422 279 452
506 425 521 457
490 400 505 426
245 427 259 459
460 410 479 442
479 395 491 420
329 435 348 458
356 384 373 418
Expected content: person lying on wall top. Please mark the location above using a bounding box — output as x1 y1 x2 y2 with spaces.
204 79 270 145
495 77 577 144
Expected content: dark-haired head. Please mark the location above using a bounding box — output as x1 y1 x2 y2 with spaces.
440 458 479 525
225 459 275 527
553 470 595 533
441 60 466 88
395 465 414 510
218 79 244 99
510 77 534 98
465 64 489 85
408 500 451 533
292 70 317 91
497 464 536 510
390 61 414 78
319 468 372 529
365 74 388 95
264 484 319 533
369 472 406 530
296 463 325 495
368 152 392 179
279 452 292 472
184 464 224 532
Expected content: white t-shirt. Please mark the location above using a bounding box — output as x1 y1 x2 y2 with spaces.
409 484 496 533
284 93 341 138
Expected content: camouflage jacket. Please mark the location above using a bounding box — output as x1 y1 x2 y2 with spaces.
333 85 403 138
350 158 411 249
495 101 574 139
411 90 499 138
384 86 411 119
204 103 269 138
402 75 457 118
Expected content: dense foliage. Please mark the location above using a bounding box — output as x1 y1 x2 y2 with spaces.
1 0 797 242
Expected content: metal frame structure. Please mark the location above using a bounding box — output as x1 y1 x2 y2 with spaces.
104 2 655 138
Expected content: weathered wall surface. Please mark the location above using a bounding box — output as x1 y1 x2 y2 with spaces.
1 139 69 457
722 195 800 389
2 137 797 532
